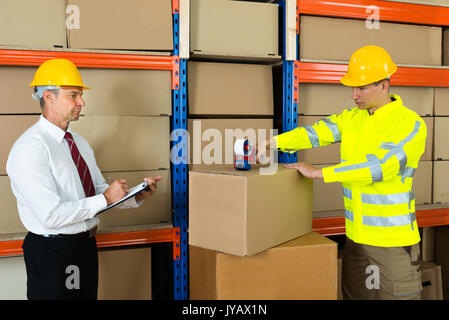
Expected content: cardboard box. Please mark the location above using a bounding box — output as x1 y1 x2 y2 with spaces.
413 161 433 205
297 116 341 165
189 165 313 256
444 28 449 66
98 247 151 300
0 175 27 235
420 227 436 262
421 262 443 300
433 161 449 204
97 170 171 230
434 118 449 160
298 83 434 116
435 226 449 299
188 118 273 169
0 0 65 49
190 0 278 58
0 66 42 114
434 87 449 115
188 61 274 115
80 69 172 116
300 16 442 65
313 164 345 213
70 116 170 172
422 117 434 161
189 232 338 300
0 116 40 175
67 0 173 51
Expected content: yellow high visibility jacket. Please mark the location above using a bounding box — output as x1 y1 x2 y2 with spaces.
274 94 427 247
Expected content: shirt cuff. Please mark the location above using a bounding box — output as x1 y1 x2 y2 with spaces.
89 194 108 217
322 166 337 183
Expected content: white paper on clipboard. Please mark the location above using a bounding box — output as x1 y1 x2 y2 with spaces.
96 181 149 216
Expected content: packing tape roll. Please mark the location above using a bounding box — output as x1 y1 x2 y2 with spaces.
234 139 247 156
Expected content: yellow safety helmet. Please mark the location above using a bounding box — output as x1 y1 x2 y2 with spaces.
30 58 90 89
340 45 397 87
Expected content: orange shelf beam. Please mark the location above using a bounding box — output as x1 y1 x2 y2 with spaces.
313 208 449 236
297 0 449 27
295 61 449 87
0 227 181 260
0 49 180 89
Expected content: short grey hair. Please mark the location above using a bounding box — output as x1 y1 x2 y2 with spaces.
33 86 60 108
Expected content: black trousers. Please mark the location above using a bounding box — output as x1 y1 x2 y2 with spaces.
22 232 98 300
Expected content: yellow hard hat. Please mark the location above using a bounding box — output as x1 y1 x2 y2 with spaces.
30 58 90 89
340 45 397 87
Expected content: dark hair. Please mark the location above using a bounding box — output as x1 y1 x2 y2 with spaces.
372 78 390 86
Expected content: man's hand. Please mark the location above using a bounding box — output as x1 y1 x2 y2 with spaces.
255 138 274 164
284 162 323 179
135 176 163 202
103 179 129 205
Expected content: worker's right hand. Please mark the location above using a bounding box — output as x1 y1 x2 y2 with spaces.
103 179 129 205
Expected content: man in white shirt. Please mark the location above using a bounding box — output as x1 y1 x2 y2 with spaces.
6 58 162 300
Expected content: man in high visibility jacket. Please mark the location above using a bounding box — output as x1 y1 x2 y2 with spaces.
257 45 426 300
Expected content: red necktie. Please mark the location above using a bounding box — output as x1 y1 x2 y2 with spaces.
64 132 96 197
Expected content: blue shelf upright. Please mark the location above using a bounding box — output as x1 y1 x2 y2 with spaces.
279 0 298 164
171 4 188 300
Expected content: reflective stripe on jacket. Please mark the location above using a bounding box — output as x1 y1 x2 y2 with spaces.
274 94 427 247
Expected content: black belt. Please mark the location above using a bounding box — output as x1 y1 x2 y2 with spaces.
33 225 97 239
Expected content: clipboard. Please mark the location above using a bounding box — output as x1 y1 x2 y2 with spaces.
96 181 149 215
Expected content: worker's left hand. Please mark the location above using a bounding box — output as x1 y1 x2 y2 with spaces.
135 176 163 201
284 162 323 179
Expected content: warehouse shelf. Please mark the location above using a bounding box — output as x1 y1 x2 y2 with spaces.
293 0 449 237
313 206 449 236
297 0 449 27
0 227 181 260
0 0 188 300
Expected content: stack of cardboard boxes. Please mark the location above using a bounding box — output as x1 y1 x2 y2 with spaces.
0 0 177 299
188 0 338 300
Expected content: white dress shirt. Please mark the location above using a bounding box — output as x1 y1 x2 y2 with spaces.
6 115 140 235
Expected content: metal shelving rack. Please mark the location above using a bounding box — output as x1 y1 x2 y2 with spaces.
0 0 188 300
293 0 449 235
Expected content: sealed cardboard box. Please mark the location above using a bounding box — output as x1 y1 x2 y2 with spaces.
80 69 172 116
298 83 434 116
413 161 433 205
0 0 65 49
188 61 274 115
98 247 151 300
313 164 345 213
444 28 449 66
0 175 27 234
434 87 449 115
188 118 274 169
298 116 341 165
70 116 170 172
0 66 41 114
67 0 173 51
189 165 313 256
190 232 337 300
435 226 449 299
190 0 278 58
300 16 442 65
433 161 449 204
420 227 436 262
421 262 443 300
0 116 40 175
422 117 434 161
434 118 449 160
97 170 171 230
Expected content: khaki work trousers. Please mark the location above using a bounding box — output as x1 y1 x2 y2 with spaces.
342 237 422 300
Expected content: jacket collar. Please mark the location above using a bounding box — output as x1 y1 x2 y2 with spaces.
367 94 402 119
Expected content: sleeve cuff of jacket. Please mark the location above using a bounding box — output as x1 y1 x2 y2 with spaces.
273 134 295 153
322 166 338 183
